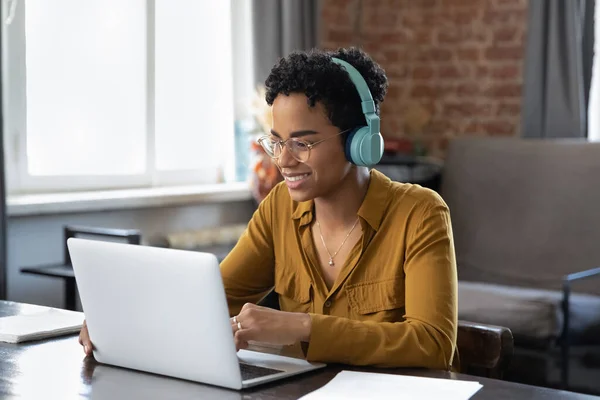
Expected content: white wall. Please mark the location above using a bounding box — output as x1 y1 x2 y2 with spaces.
7 200 255 308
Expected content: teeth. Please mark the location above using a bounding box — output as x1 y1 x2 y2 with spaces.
286 174 309 182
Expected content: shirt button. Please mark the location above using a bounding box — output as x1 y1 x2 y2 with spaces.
324 300 332 308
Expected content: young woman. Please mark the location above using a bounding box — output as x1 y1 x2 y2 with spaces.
80 47 458 370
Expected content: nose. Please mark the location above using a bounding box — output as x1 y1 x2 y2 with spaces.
276 143 299 169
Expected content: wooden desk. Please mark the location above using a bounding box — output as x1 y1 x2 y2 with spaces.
1 301 597 400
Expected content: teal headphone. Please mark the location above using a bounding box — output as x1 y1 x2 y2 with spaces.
331 57 384 167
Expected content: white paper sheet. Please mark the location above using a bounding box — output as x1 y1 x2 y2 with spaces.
0 308 84 343
299 370 483 400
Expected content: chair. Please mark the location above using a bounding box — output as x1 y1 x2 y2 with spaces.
21 225 141 310
257 289 514 378
457 320 514 379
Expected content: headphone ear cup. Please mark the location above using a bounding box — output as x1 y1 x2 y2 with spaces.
348 126 379 166
344 128 360 164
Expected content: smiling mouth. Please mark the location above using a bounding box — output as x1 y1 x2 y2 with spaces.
284 173 311 182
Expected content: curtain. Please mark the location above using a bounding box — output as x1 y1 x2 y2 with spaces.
251 0 319 86
521 0 596 138
0 8 8 300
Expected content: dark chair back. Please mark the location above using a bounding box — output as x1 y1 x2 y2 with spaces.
64 225 141 265
457 320 514 379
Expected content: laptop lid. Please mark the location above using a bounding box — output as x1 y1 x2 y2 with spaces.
68 238 245 389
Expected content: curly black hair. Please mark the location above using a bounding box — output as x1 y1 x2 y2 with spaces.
264 47 388 132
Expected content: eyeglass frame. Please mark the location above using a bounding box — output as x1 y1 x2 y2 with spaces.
257 128 352 163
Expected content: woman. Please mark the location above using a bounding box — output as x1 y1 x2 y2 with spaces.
80 47 458 370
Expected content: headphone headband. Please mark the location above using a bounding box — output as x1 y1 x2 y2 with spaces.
330 57 376 116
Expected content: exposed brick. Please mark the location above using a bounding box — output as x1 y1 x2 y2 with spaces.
452 11 478 25
443 103 475 117
457 83 481 96
413 66 435 80
476 66 490 78
484 46 524 61
466 121 515 136
416 48 453 62
444 0 482 7
443 102 493 117
497 103 521 116
411 85 437 98
491 65 520 79
483 10 527 24
439 65 470 79
494 27 518 43
320 0 527 157
482 120 515 135
410 84 456 98
486 83 522 98
457 48 481 61
493 0 526 8
414 30 434 45
383 48 413 63
321 5 354 28
438 31 461 44
428 120 452 135
465 122 483 134
380 32 411 45
363 11 399 30
327 30 353 43
439 28 489 45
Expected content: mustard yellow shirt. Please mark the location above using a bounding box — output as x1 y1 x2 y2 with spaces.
220 169 458 370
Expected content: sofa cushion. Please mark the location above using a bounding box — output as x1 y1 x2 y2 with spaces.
458 281 600 346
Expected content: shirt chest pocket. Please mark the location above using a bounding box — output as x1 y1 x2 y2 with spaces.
274 264 313 314
346 277 406 322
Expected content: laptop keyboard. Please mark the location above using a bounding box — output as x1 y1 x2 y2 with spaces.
239 362 285 380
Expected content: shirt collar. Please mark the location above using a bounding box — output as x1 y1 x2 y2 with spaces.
357 169 391 231
291 169 391 231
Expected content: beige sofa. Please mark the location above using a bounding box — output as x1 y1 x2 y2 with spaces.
440 137 600 393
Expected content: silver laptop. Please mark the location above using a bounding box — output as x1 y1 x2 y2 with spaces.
67 238 325 390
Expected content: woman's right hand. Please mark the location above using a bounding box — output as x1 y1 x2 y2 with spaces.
78 320 94 356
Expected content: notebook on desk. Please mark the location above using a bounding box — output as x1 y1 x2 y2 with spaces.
0 307 84 343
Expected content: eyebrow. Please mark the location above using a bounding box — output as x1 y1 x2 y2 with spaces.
270 129 319 138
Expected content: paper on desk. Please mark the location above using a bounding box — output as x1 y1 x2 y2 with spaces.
299 370 482 400
0 307 84 343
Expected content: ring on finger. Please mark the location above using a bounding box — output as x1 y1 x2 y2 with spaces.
237 321 242 331
233 316 237 324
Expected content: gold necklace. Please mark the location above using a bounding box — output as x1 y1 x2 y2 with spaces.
316 218 360 267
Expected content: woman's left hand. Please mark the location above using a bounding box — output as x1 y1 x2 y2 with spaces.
231 303 312 351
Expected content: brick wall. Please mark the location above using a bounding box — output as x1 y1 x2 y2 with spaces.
320 0 528 157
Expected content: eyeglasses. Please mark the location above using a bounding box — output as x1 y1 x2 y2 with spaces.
257 129 350 163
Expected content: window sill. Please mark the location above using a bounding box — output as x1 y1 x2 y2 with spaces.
7 182 253 217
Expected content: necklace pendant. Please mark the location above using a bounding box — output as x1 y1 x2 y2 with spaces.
328 258 335 267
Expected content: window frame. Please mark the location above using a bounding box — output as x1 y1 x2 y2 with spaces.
2 0 235 195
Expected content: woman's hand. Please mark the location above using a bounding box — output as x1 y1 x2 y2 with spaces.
231 303 311 351
78 320 94 356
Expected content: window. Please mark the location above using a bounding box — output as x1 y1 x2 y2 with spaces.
2 0 236 194
589 0 600 141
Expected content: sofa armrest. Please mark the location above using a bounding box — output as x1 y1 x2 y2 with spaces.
561 266 600 388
